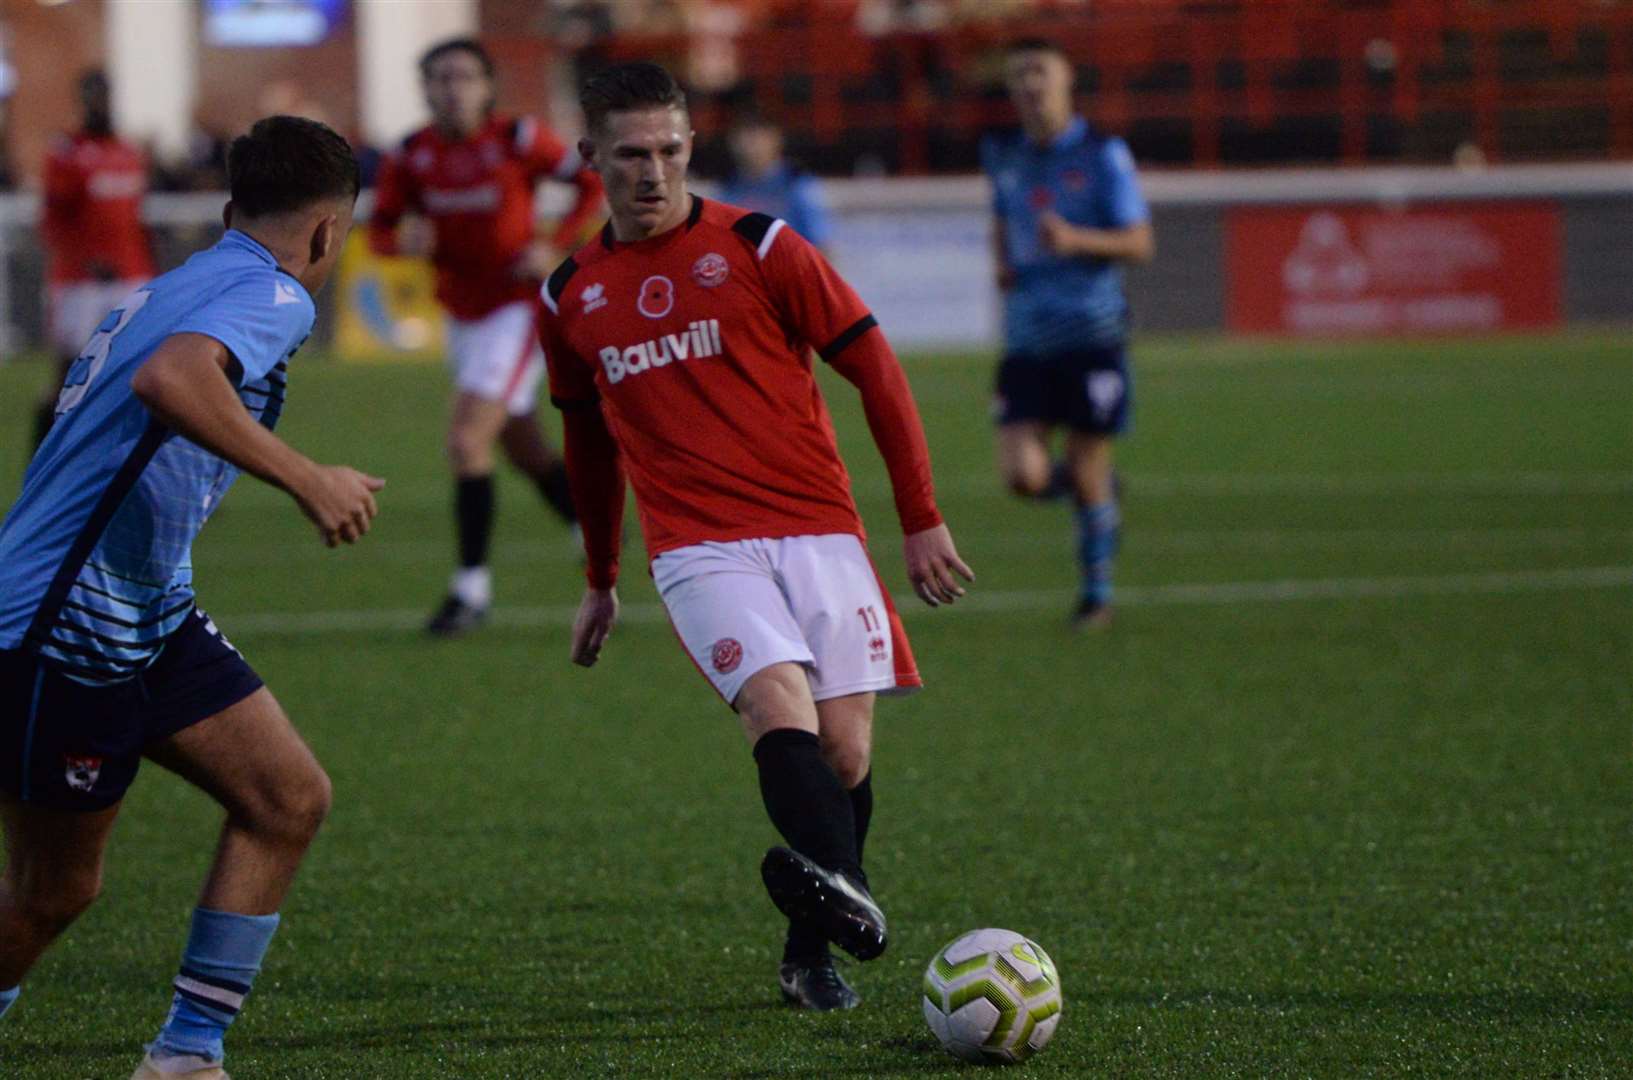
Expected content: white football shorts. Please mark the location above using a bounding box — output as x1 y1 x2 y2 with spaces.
446 300 545 416
651 533 921 707
48 280 147 357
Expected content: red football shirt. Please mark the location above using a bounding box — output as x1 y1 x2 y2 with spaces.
540 196 942 564
370 114 604 320
41 132 153 285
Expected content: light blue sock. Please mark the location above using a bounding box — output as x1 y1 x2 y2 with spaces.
150 908 280 1063
1075 500 1121 606
0 984 19 1019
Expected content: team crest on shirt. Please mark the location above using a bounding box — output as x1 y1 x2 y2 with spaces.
711 638 743 674
692 253 730 288
64 754 103 793
638 275 675 318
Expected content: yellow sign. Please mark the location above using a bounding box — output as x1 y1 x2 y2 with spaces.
334 231 445 362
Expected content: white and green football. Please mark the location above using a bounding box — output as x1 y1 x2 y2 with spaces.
921 928 1062 1064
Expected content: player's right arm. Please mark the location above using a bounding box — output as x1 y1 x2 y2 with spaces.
131 334 384 547
366 147 432 258
541 273 626 665
42 137 85 213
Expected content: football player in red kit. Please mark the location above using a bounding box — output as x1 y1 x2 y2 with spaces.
370 38 604 635
34 69 154 452
539 63 973 1011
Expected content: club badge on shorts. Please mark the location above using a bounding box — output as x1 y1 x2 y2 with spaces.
64 754 103 793
711 637 743 674
692 253 730 288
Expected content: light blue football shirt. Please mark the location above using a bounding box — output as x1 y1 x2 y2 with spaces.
981 116 1148 354
718 163 834 249
0 229 314 684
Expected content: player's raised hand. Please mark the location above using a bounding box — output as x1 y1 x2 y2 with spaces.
904 523 974 607
293 465 386 548
571 586 620 667
513 241 561 282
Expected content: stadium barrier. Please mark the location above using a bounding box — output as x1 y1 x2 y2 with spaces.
0 161 1627 357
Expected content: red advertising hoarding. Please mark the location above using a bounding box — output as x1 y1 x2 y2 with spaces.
1227 202 1562 335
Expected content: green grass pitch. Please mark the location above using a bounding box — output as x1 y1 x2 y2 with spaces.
0 333 1629 1077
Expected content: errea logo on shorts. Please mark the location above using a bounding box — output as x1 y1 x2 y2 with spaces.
598 320 722 384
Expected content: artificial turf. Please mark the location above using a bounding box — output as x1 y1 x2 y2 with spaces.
0 333 1628 1077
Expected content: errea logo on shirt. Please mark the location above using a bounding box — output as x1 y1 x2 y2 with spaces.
582 282 607 313
598 320 722 384
274 281 303 306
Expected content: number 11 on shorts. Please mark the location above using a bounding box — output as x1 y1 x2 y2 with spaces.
857 605 881 632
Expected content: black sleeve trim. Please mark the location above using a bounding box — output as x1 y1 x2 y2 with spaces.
551 393 601 413
545 257 580 307
818 315 879 363
730 210 776 248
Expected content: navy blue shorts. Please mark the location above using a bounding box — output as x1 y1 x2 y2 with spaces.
0 608 263 811
994 344 1132 435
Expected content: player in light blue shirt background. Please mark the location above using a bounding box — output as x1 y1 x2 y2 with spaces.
0 117 381 1080
981 37 1154 629
719 114 834 253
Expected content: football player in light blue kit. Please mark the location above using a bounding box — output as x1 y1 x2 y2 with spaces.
981 37 1154 629
0 117 381 1080
719 114 834 254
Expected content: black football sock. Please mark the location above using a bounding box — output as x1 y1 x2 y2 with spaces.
455 474 496 570
785 769 873 963
850 770 874 873
754 728 860 877
533 461 578 524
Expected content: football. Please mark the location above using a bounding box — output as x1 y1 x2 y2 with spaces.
921 928 1063 1064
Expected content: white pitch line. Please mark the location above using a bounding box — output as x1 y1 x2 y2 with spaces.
218 565 1633 637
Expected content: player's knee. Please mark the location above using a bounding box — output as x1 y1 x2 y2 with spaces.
1005 470 1048 498
249 765 332 847
824 744 871 789
445 425 494 473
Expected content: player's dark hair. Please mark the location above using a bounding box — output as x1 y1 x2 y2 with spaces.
227 116 360 219
580 62 688 133
419 36 495 79
1006 36 1067 58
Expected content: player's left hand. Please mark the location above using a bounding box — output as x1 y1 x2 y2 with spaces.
514 241 561 282
571 586 620 667
1037 212 1079 257
904 524 975 607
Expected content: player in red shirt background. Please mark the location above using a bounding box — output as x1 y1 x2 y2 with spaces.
369 38 604 636
33 68 154 453
539 63 974 1012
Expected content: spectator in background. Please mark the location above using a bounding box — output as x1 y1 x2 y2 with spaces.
33 69 153 453
719 114 833 253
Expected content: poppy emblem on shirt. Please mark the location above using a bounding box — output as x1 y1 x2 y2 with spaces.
1028 187 1055 210
692 253 730 288
711 638 743 674
638 275 675 319
64 754 103 793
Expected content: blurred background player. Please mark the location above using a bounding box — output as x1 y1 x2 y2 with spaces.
982 37 1152 629
0 116 379 1079
542 62 973 1012
32 68 154 454
718 113 833 254
369 37 604 636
